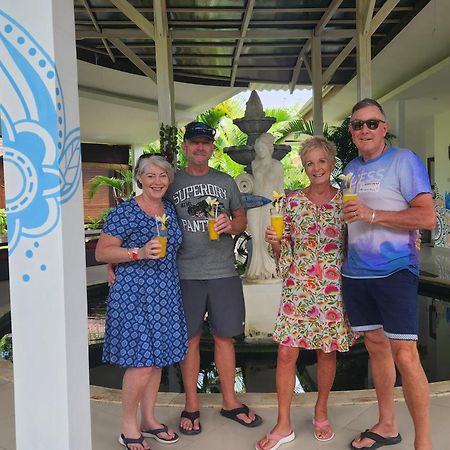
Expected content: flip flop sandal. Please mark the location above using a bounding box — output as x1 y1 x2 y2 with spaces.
118 433 149 450
255 431 295 450
179 410 202 435
350 429 402 449
220 403 263 428
141 424 179 444
313 418 335 442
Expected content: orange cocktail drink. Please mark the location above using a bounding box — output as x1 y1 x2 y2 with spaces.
155 234 167 257
271 214 284 239
343 192 358 203
208 218 219 240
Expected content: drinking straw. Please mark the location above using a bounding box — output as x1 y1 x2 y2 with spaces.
155 219 160 236
215 204 218 219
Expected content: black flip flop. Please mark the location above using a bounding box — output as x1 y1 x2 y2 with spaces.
220 404 263 428
118 433 148 450
179 410 202 435
141 424 179 444
350 429 402 449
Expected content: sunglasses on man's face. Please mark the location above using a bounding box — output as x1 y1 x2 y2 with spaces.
349 119 386 131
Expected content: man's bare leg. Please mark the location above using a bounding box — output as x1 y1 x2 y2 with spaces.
390 340 431 450
351 329 398 449
179 336 201 433
214 335 257 423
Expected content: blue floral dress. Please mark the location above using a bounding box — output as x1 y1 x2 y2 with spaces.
102 198 188 368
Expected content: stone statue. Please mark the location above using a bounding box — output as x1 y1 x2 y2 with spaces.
224 90 290 281
245 133 284 280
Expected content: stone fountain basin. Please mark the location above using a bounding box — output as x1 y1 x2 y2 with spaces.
233 117 276 136
224 144 291 168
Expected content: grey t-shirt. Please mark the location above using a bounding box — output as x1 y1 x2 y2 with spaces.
166 168 243 279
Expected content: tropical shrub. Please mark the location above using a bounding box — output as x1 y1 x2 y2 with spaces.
0 208 6 237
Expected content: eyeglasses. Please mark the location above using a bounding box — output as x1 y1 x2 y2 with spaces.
349 119 386 131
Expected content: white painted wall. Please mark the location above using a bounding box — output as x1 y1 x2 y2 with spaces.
434 109 450 197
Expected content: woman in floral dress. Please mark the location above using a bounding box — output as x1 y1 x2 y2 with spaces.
256 136 355 450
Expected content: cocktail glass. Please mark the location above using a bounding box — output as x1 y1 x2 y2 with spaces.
270 209 284 239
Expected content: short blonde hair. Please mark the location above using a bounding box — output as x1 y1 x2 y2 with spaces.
134 154 174 188
300 136 336 166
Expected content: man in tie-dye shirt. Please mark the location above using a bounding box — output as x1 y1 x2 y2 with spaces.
341 98 436 450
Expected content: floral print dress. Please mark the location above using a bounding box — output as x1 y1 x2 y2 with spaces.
272 190 355 352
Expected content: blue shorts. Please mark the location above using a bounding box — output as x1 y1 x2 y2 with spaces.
342 269 418 340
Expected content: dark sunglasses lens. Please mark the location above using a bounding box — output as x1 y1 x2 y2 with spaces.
351 119 382 130
367 120 380 130
351 120 364 130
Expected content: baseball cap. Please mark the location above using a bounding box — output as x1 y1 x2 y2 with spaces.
183 122 216 141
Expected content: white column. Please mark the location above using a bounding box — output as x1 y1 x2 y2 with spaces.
153 0 175 126
0 2 92 449
311 35 323 136
356 0 373 99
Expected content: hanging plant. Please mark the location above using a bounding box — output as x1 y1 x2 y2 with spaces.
159 123 179 164
0 208 7 237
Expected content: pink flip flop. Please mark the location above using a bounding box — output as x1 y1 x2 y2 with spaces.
255 430 295 450
313 418 335 442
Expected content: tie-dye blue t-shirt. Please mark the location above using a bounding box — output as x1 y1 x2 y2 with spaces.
342 146 431 278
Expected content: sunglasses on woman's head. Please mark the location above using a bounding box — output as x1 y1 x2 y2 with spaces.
138 152 165 159
349 119 386 131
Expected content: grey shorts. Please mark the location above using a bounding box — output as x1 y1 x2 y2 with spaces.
180 277 245 338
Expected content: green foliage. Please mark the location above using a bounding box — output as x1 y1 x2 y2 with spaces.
0 208 6 236
209 148 246 178
87 169 133 203
0 333 13 362
281 151 310 191
159 123 179 163
85 216 103 230
326 117 359 171
84 208 113 230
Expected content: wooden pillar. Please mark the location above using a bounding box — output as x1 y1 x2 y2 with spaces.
312 35 323 136
356 0 375 99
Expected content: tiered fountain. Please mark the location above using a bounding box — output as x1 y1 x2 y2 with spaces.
224 90 291 172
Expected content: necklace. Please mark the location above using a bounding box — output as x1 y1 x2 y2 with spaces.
305 186 335 206
136 196 163 216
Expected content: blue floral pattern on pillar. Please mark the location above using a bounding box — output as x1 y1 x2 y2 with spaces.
0 11 81 254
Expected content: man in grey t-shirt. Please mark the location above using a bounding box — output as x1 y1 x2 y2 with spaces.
167 122 262 435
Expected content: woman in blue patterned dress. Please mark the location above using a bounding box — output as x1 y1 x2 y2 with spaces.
96 155 188 450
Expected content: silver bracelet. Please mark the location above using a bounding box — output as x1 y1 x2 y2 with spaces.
370 209 376 224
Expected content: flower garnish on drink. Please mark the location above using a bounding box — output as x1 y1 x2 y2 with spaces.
206 197 219 218
271 191 284 238
206 197 219 240
272 191 284 213
155 214 169 257
338 172 358 202
155 213 169 230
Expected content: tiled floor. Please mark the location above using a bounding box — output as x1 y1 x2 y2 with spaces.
1 369 449 450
